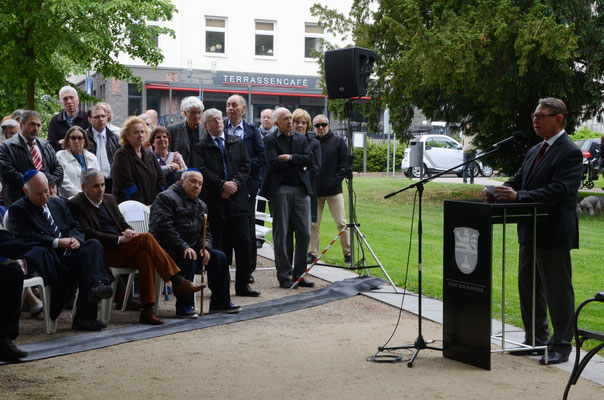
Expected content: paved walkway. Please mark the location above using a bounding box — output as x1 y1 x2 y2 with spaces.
258 244 604 386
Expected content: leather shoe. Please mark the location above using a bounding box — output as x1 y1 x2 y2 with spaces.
87 281 113 303
539 350 569 365
279 279 297 289
248 274 255 284
72 319 107 331
173 278 205 296
295 278 315 288
509 342 546 356
236 285 261 297
139 309 164 325
209 302 241 314
306 253 316 264
0 337 28 361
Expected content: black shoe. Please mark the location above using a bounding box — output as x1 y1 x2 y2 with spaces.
256 240 264 249
72 319 107 331
539 350 569 365
509 340 547 356
295 278 315 288
209 302 242 314
0 337 28 361
236 285 261 297
248 274 255 284
344 254 352 265
87 281 113 303
306 253 316 264
279 279 297 289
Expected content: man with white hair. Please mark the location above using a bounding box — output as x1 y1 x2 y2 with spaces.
224 94 265 282
1 119 19 141
48 86 91 151
258 108 276 137
260 108 314 288
167 96 206 166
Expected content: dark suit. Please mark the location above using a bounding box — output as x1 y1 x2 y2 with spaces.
225 118 266 273
9 196 112 321
167 121 206 166
260 130 313 283
192 133 252 290
87 127 119 193
504 131 582 355
0 134 64 206
47 109 90 152
0 230 62 338
68 192 180 305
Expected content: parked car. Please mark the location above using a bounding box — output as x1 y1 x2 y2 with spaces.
401 134 494 178
574 138 600 160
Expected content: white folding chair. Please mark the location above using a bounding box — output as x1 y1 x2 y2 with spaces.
254 195 273 248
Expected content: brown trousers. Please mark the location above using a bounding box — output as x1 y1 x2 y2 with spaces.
103 233 180 305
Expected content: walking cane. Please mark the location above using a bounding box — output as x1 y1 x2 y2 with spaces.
200 214 207 316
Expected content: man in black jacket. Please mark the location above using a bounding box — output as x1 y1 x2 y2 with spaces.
149 169 240 317
224 95 265 281
167 96 206 166
0 111 64 206
192 109 258 297
260 108 314 288
308 115 351 264
86 104 119 193
47 86 90 151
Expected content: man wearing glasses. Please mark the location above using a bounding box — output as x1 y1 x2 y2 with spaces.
308 115 352 265
87 104 119 194
486 98 582 365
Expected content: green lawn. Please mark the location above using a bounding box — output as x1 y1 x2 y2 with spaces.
309 177 603 348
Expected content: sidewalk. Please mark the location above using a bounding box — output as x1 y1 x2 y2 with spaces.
258 244 604 386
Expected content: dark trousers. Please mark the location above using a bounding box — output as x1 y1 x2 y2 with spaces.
169 248 231 310
58 239 112 321
211 215 251 290
0 262 24 339
248 196 258 273
518 245 574 355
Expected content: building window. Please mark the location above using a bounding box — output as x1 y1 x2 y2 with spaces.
128 84 142 116
304 23 324 58
205 17 226 54
255 21 274 56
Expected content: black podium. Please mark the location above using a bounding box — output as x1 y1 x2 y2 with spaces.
442 200 549 370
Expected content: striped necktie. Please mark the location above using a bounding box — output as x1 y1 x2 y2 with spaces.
42 205 61 238
28 141 43 170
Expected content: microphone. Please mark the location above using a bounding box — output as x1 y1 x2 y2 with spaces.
487 131 525 150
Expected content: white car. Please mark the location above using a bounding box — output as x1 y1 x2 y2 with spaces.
401 134 494 178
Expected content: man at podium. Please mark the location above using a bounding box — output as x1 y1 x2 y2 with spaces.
485 97 582 365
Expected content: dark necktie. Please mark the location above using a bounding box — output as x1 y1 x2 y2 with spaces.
529 142 549 175
43 205 61 238
215 137 228 179
28 141 43 170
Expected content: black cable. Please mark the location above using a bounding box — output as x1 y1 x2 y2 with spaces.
367 190 418 363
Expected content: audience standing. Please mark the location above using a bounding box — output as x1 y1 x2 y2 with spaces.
167 97 205 166
87 104 119 193
47 86 90 151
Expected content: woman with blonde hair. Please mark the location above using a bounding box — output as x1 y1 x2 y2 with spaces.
111 116 165 204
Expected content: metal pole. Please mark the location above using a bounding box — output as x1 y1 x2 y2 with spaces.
168 81 173 124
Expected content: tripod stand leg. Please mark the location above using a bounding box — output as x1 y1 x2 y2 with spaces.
353 225 399 293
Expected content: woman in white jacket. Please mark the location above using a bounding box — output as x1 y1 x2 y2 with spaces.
56 126 100 199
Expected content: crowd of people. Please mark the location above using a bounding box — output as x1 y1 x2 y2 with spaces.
0 86 353 362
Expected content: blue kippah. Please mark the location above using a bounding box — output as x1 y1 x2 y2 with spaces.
22 169 39 184
185 168 200 173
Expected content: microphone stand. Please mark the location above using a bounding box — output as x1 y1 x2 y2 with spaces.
380 146 501 367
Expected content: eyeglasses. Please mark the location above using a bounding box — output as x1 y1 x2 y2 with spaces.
69 136 85 141
314 123 328 128
531 113 558 120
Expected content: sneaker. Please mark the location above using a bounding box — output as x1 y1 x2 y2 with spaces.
344 254 352 265
306 253 316 264
175 305 198 319
209 302 242 314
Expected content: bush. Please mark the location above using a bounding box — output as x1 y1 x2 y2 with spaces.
352 141 405 172
574 126 602 140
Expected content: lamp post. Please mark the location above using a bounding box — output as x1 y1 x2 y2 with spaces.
186 59 204 102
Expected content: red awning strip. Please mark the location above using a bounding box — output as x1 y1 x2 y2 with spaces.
145 84 326 98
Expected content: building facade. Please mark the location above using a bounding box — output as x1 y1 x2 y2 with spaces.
78 0 352 126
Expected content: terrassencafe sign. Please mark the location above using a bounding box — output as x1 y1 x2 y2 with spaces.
216 71 317 90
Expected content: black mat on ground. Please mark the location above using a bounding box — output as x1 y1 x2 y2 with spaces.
2 276 384 365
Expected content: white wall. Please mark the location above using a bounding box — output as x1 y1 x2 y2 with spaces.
118 0 351 76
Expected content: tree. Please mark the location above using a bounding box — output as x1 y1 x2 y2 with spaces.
0 0 175 113
312 0 604 173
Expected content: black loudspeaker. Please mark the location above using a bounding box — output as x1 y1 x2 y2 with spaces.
324 47 379 99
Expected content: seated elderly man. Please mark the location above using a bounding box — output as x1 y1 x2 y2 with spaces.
150 169 240 318
67 169 205 325
8 170 114 331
